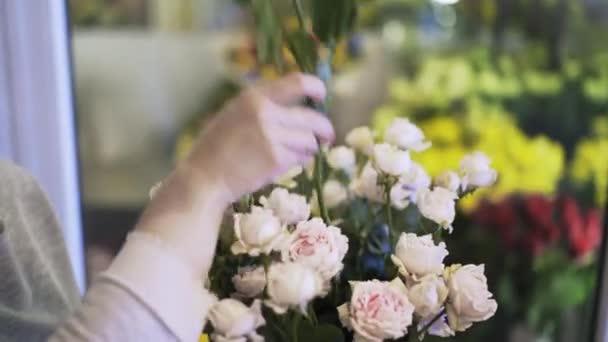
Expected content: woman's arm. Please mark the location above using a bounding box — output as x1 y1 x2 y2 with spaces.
49 73 333 341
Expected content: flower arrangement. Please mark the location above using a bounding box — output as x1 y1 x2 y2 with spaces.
196 2 499 341
203 118 499 341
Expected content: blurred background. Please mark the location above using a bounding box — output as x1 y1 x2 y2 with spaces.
69 0 607 341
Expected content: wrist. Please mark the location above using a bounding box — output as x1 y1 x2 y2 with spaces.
136 162 230 276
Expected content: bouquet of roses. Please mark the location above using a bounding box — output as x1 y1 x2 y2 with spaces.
200 1 498 341
203 118 499 341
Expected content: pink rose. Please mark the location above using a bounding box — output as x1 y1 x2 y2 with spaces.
282 218 348 284
338 279 415 341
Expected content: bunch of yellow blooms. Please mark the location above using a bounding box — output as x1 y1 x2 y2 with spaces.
571 117 608 207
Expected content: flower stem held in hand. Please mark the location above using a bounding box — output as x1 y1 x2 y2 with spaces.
313 150 331 223
291 0 305 28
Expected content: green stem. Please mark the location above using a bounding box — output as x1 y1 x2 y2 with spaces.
407 324 418 342
291 0 305 29
307 302 319 326
384 182 394 237
418 308 447 338
313 147 331 223
292 312 300 342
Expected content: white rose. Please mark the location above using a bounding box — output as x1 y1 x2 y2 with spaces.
350 162 384 203
311 180 348 211
444 264 498 332
390 162 431 209
274 166 303 189
373 143 411 176
282 218 349 283
232 266 266 298
416 187 458 232
265 262 324 314
208 299 265 342
231 206 286 256
327 146 356 174
338 278 414 341
346 126 375 155
391 233 448 279
260 188 310 225
408 275 449 318
458 152 497 191
434 170 460 193
384 118 431 152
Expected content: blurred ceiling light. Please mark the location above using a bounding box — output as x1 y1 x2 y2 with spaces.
382 20 407 50
432 0 459 5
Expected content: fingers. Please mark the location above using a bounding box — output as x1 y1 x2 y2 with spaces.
279 129 318 156
257 72 327 105
275 107 335 144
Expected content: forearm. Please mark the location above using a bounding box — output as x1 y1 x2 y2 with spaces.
50 232 216 342
51 165 226 342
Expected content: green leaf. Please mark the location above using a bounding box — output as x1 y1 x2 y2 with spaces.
311 0 358 45
251 0 283 66
285 30 318 73
314 324 345 342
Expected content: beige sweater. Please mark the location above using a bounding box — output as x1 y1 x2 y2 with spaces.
0 161 214 341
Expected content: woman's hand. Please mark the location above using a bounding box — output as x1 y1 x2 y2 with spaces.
136 73 334 277
185 72 334 204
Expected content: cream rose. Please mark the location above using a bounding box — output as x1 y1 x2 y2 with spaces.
327 146 356 174
311 180 348 213
408 275 449 318
391 233 448 279
282 218 349 283
346 126 375 155
260 188 310 225
416 187 458 232
390 162 431 209
458 152 497 191
232 266 267 299
434 170 460 193
373 143 412 176
444 264 498 332
338 279 414 341
383 118 431 152
231 206 286 256
350 162 384 203
208 299 265 342
265 262 324 314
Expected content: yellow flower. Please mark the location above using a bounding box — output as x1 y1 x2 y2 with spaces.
199 334 209 342
571 138 608 206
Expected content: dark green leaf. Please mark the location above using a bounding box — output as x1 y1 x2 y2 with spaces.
285 30 318 73
251 0 283 66
311 0 357 45
314 324 345 342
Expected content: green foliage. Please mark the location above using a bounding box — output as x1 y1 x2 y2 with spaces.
285 30 319 73
311 0 358 46
252 0 284 67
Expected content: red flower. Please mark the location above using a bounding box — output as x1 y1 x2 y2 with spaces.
474 198 518 248
562 197 602 259
520 195 561 255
